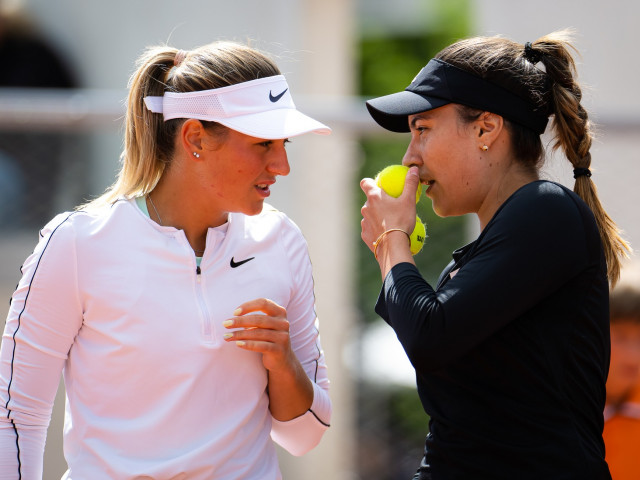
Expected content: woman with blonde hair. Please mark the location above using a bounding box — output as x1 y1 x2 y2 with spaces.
0 40 331 479
361 30 627 479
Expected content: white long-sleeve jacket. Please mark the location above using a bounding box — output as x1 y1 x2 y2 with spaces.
0 199 331 479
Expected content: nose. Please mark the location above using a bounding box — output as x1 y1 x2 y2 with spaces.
268 145 290 177
401 137 423 169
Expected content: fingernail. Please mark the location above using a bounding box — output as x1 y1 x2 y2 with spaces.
223 333 233 340
222 320 233 328
235 340 246 347
233 308 242 316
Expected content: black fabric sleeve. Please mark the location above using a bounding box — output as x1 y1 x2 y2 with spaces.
375 182 593 372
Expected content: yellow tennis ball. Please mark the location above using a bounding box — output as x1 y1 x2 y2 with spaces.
375 165 421 203
410 216 427 255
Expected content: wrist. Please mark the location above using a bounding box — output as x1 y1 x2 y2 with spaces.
373 228 410 260
374 229 415 279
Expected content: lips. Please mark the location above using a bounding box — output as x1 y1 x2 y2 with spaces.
255 182 273 197
423 179 435 194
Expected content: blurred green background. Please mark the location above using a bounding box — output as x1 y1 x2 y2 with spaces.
354 2 470 477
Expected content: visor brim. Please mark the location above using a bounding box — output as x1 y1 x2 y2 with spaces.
217 108 331 139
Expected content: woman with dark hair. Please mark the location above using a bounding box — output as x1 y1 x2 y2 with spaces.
360 30 627 479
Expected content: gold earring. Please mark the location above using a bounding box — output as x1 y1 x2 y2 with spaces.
481 145 489 151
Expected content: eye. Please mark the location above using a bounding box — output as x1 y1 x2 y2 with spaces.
410 123 430 136
257 139 290 148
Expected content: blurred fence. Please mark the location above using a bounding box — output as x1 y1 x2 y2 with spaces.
2 87 636 231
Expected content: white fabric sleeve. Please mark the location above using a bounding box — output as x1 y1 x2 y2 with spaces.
269 215 331 456
0 213 83 479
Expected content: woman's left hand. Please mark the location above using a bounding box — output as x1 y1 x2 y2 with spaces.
224 298 314 420
223 298 295 373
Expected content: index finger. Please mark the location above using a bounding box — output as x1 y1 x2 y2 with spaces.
400 166 421 203
233 298 285 317
360 177 379 196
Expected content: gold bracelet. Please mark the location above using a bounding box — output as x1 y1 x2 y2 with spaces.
373 228 410 260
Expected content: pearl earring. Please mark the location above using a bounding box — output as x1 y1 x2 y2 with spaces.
193 152 200 158
481 145 489 151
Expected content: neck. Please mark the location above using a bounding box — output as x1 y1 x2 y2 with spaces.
148 173 228 255
476 165 538 230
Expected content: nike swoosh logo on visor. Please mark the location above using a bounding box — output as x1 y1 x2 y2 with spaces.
269 88 288 103
230 256 255 268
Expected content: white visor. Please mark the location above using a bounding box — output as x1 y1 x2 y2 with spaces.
143 75 331 139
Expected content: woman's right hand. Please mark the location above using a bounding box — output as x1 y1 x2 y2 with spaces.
360 166 420 252
360 166 420 274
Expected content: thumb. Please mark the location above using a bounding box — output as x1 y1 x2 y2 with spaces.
402 166 420 201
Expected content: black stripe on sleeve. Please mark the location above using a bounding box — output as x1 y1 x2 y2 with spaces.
5 211 79 478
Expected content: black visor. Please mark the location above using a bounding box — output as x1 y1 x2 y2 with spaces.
366 58 549 135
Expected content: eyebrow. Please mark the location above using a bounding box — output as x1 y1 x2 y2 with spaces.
409 113 434 129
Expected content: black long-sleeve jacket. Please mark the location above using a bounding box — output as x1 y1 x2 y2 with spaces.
376 181 611 480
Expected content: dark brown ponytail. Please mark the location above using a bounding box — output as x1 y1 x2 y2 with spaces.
533 31 630 285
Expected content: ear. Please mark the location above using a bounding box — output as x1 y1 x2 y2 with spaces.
476 112 504 150
179 119 205 158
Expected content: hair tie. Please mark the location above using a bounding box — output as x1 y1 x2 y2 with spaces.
174 50 187 67
573 167 592 179
523 42 542 64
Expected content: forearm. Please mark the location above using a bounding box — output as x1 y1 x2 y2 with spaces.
0 421 47 479
267 356 314 421
268 365 331 456
266 320 331 455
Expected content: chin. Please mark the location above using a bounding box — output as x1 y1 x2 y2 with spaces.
431 204 449 218
432 201 469 219
243 202 266 216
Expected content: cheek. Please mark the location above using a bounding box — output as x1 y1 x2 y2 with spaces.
429 137 468 172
